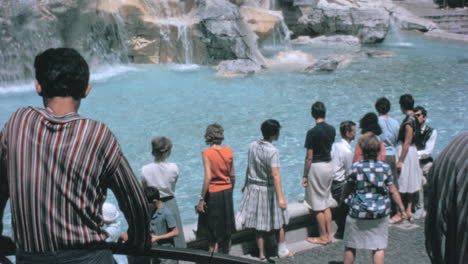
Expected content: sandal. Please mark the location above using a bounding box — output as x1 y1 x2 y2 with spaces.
389 215 403 224
305 237 329 245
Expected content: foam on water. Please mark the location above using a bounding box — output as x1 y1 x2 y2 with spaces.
385 42 415 48
91 64 140 82
0 83 34 96
169 64 201 72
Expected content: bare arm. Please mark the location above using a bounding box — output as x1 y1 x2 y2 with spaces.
110 156 151 251
152 227 179 242
229 156 235 188
272 167 286 209
389 184 407 219
197 153 212 213
302 149 313 187
397 125 413 168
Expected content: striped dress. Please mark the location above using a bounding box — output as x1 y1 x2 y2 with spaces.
237 140 288 232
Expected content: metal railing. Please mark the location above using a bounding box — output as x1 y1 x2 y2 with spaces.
0 237 264 264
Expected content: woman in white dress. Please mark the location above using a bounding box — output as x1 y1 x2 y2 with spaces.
141 136 186 248
237 119 293 260
393 94 422 222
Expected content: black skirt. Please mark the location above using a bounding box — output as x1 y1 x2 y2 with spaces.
197 188 235 243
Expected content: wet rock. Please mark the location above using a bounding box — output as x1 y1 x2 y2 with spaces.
240 7 281 40
215 59 263 77
292 35 361 52
361 49 394 58
304 54 353 73
382 2 437 32
290 0 391 44
197 0 266 65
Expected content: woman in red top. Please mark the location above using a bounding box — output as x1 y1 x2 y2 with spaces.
353 112 386 163
196 123 235 253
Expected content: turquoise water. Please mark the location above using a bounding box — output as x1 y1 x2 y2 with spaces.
1 33 467 234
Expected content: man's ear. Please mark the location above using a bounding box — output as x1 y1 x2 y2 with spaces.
83 84 92 98
34 80 42 96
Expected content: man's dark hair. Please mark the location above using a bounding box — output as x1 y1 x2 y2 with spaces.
414 105 427 117
339 120 356 138
34 48 90 100
360 112 382 136
399 94 414 111
375 97 391 115
144 186 160 203
261 119 281 139
311 101 326 119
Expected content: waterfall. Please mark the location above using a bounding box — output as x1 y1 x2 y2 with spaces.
144 0 195 65
0 0 131 87
178 24 193 64
387 16 413 47
260 9 292 51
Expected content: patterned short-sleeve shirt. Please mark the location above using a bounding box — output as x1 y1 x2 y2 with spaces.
345 160 393 219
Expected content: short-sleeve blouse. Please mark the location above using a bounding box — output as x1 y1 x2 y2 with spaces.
246 140 280 187
398 114 420 145
345 160 393 219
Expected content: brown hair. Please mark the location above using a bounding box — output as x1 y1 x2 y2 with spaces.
151 136 173 161
205 123 224 145
358 132 381 161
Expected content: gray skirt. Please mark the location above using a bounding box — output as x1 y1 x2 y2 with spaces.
237 184 289 232
163 197 186 248
343 216 389 250
303 161 337 211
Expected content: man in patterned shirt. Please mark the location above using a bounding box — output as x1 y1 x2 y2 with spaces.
0 48 150 263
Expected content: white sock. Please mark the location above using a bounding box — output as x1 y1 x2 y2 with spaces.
278 242 288 253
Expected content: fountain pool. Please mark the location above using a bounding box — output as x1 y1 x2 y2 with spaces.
1 32 467 232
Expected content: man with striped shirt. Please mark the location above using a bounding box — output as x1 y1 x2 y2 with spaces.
425 132 468 264
0 48 150 263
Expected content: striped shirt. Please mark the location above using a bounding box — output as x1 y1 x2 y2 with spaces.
425 132 468 264
0 107 150 252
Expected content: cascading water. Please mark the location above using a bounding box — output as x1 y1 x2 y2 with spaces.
177 24 194 64
387 15 413 47
259 9 292 52
0 0 131 88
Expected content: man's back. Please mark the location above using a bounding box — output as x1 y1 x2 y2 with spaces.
378 116 399 156
304 122 336 162
0 107 149 252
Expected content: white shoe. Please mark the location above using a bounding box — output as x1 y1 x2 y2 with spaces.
413 209 426 220
278 248 294 258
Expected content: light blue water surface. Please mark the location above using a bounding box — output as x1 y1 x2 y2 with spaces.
1 33 467 234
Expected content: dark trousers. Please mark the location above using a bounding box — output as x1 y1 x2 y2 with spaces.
331 180 348 236
16 249 113 264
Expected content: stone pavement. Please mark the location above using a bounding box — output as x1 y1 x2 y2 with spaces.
274 217 430 264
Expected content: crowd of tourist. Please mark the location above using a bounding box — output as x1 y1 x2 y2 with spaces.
0 48 465 264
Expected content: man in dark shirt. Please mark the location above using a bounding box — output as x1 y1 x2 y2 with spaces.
0 48 150 263
302 101 336 245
